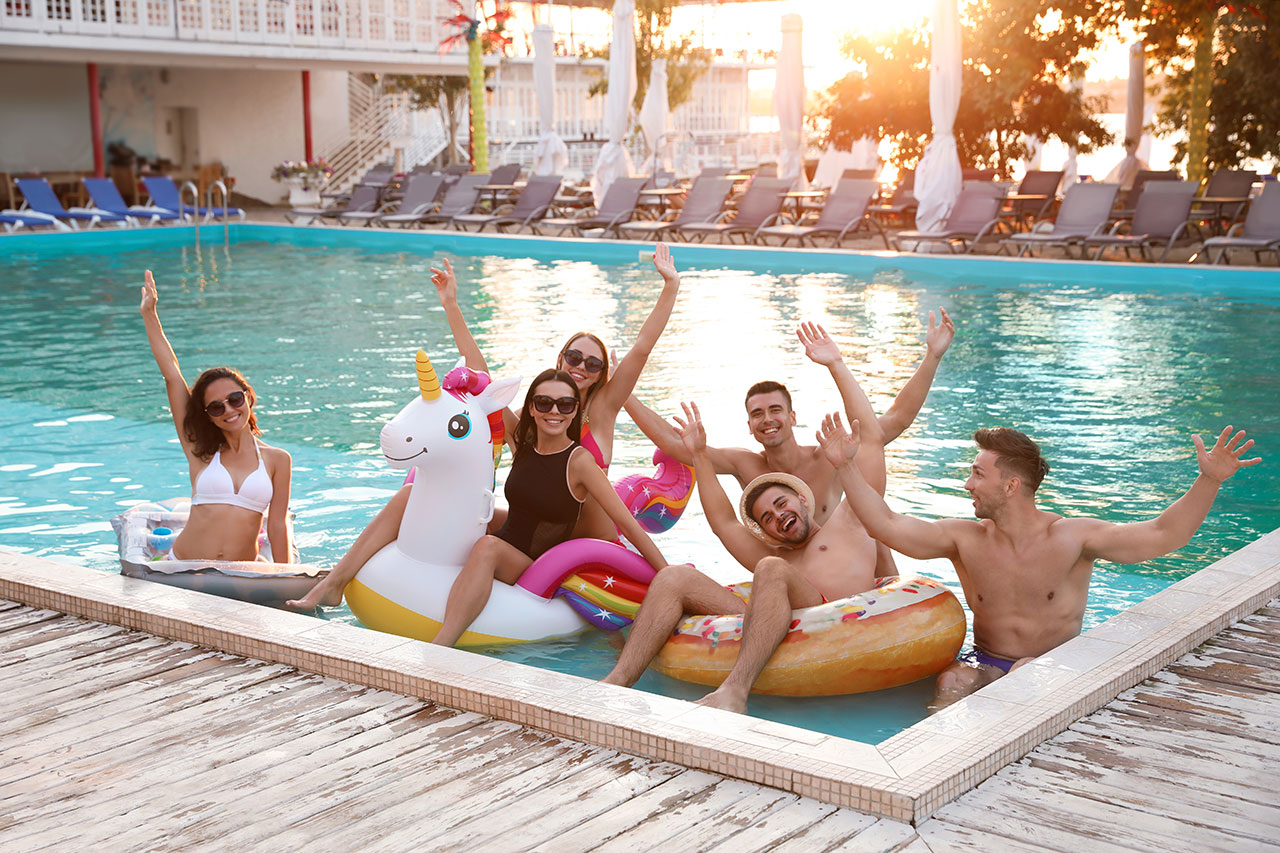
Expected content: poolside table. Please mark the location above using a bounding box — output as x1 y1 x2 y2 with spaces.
999 193 1054 231
1191 195 1252 235
478 182 526 210
781 189 827 223
638 186 686 219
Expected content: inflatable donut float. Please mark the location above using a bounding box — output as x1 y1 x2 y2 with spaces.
650 576 966 696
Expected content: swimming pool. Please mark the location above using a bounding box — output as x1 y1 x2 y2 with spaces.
1 225 1275 743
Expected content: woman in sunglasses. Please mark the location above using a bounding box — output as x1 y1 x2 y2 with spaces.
140 270 293 563
431 369 669 647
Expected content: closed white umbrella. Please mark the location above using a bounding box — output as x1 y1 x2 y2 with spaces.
590 0 636 202
638 58 670 176
532 23 568 176
913 0 963 231
776 14 808 187
1104 41 1146 189
1062 73 1083 186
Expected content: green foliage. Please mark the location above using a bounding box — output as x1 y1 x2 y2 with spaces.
583 0 712 113
814 0 1120 177
382 74 471 165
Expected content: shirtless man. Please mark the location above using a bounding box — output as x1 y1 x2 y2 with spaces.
815 412 1260 711
625 310 954 570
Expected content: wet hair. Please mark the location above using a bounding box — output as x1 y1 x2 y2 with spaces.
974 428 1049 493
512 369 583 460
743 480 799 523
184 367 260 461
744 380 792 411
557 332 610 410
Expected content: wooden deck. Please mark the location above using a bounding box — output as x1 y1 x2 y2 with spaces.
2 597 1277 851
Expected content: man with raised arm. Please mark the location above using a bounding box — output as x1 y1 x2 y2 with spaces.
814 412 1260 712
624 310 954 572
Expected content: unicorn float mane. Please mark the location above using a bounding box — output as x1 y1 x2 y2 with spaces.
442 364 506 470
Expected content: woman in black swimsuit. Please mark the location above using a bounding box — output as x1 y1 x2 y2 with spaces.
431 369 671 648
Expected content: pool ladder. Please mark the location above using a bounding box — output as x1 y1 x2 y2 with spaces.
179 180 231 248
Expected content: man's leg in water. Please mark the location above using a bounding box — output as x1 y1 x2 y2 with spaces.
602 564 745 687
929 652 1033 712
698 556 823 714
287 484 411 609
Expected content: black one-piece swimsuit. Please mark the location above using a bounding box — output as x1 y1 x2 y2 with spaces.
494 443 583 559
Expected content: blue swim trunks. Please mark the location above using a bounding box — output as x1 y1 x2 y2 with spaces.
959 647 1019 674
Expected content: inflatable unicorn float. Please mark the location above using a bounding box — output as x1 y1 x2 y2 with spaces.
344 351 694 646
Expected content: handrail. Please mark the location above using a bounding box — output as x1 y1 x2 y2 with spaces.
179 180 200 249
206 179 230 246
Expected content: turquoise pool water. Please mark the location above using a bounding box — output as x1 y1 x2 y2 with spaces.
1 226 1276 743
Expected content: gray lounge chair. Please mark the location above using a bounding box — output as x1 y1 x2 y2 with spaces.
416 173 490 227
1189 169 1258 237
340 173 445 227
1083 181 1198 262
1112 169 1179 219
451 174 562 232
617 177 735 241
532 177 647 237
677 177 793 243
755 179 882 247
285 184 379 225
868 171 917 226
1001 183 1120 257
891 189 1005 254
1200 183 1280 265
999 170 1064 230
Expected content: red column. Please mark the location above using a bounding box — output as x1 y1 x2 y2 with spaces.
87 63 104 178
301 70 313 161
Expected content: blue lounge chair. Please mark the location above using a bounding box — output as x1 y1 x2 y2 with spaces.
141 176 245 222
15 178 129 229
0 210 66 232
82 178 180 227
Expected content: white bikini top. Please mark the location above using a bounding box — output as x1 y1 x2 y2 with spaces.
191 442 273 514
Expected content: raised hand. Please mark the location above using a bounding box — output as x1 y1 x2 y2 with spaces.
1193 426 1260 483
816 412 860 468
140 269 158 316
429 257 458 303
926 307 955 358
652 242 679 285
672 401 707 455
798 321 841 367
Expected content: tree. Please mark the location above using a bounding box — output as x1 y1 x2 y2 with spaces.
814 0 1120 178
584 0 712 113
382 75 471 166
1135 2 1277 179
441 0 513 171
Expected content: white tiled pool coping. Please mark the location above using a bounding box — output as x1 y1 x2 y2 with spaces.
3 528 1277 824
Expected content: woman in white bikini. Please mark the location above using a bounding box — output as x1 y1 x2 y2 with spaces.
140 270 293 562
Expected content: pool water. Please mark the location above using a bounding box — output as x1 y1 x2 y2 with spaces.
1 232 1276 743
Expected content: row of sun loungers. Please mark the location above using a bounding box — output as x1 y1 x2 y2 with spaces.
2 176 244 233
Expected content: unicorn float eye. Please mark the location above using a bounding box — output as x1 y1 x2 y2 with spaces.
448 413 472 439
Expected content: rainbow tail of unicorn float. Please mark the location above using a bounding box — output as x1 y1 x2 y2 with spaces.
614 448 696 535
516 540 656 631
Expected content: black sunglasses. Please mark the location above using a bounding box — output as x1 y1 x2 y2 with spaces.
532 395 579 415
561 348 605 374
205 390 247 417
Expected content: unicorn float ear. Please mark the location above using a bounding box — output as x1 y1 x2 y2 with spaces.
481 376 522 412
416 350 441 400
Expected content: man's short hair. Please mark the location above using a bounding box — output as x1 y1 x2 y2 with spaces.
744 380 792 411
974 428 1050 492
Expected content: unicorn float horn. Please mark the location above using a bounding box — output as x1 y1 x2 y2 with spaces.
417 350 441 400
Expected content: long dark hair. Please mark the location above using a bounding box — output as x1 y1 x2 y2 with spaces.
558 332 610 412
184 367 259 460
511 369 582 460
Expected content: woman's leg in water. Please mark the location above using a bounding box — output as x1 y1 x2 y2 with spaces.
287 484 411 609
432 534 532 647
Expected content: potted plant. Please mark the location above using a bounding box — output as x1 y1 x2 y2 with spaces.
271 158 334 206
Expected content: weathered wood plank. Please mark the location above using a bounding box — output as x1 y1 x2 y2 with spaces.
0 606 63 631
0 613 128 652
653 786 801 853
0 621 135 667
526 769 724 853
771 815 914 853
586 778 769 853
3 634 203 708
1167 648 1280 693
916 817 1061 853
697 797 840 853
1108 680 1279 745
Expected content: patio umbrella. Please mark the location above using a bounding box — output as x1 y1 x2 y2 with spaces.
638 58 670 176
590 0 636 203
776 14 808 188
913 0 962 232
1104 41 1146 189
1062 72 1083 186
532 23 568 176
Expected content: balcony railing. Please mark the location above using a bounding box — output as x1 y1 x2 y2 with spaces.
1 0 444 53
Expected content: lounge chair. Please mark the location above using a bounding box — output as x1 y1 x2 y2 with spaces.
338 173 445 227
1083 181 1198 263
443 163 473 176
285 184 379 225
141 176 245 222
1112 169 1179 219
1200 183 1280 265
755 179 883 247
1189 169 1257 237
450 175 562 232
82 178 180 227
1001 182 1120 257
531 176 647 237
998 170 1064 230
868 171 917 226
321 166 393 206
841 169 877 181
484 163 524 207
0 210 66 232
617 177 735 241
15 178 129 229
891 189 1005 254
676 177 793 243
696 166 733 179
415 173 491 227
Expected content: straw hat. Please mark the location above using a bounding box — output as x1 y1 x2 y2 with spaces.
739 472 815 545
